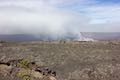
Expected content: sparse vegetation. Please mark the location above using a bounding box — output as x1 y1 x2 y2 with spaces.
18 59 29 68
0 58 57 80
0 41 120 80
16 59 32 80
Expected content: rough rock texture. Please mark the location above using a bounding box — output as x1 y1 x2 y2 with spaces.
0 59 57 80
0 41 120 80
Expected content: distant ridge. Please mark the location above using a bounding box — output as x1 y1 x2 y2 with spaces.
0 32 120 42
81 32 120 41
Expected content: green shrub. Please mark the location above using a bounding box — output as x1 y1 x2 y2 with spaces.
18 59 29 68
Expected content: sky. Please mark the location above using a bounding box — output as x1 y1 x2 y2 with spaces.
0 0 120 36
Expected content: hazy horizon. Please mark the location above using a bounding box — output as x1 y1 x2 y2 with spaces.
0 0 120 40
0 32 120 41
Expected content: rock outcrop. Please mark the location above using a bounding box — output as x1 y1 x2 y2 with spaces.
0 58 57 80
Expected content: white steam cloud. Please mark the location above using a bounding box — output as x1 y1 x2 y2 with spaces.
0 1 89 40
0 0 120 40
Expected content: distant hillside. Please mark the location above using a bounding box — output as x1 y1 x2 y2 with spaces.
0 34 36 42
81 32 120 41
0 32 120 41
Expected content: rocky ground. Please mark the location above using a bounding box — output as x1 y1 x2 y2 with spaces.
0 58 57 80
0 41 120 80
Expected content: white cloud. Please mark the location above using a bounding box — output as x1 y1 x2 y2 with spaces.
0 0 89 36
83 5 120 32
0 0 120 37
